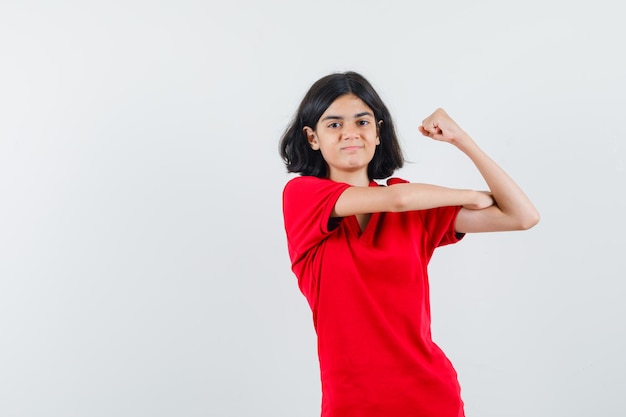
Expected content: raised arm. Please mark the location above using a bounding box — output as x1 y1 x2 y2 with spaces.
419 108 540 233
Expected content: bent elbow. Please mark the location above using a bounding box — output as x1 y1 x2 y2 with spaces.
518 210 541 230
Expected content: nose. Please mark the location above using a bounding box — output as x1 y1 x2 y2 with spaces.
341 125 359 140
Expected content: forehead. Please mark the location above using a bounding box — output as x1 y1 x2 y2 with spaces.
321 94 373 117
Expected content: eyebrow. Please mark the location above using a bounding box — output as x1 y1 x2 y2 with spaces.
321 111 374 122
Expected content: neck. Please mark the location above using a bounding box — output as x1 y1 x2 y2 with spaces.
329 170 370 186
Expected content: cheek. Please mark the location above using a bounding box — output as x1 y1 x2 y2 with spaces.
318 147 333 162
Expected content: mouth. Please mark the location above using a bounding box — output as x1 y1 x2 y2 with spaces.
341 145 363 152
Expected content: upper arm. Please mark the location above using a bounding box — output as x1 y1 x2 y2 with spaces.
455 206 537 233
332 186 400 217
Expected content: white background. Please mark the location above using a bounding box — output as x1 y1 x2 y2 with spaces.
1 1 624 416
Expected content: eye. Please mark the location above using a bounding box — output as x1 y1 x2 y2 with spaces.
358 119 370 126
328 122 341 128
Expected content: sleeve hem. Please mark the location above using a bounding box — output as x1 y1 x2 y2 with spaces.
320 182 352 234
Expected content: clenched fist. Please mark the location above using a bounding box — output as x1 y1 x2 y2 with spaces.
418 108 471 146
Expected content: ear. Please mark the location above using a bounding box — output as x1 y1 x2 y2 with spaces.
303 126 320 150
376 120 383 145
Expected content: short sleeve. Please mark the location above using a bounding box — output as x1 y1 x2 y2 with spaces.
419 205 464 248
282 176 351 262
387 177 463 249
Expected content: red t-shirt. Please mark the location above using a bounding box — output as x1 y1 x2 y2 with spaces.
282 176 466 417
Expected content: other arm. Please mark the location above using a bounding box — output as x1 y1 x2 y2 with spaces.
332 183 492 217
419 108 540 233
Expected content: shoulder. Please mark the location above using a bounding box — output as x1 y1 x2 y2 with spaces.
284 175 328 187
284 175 329 195
284 176 350 193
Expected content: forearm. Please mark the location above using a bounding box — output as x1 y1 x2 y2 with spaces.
390 183 486 212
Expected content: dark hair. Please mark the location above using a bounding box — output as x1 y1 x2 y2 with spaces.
279 71 404 179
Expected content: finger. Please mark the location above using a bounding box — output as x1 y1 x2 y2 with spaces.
418 126 431 137
420 121 440 135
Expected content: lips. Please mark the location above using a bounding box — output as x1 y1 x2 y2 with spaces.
341 145 364 151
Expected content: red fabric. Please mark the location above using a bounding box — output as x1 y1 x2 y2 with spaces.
283 176 466 417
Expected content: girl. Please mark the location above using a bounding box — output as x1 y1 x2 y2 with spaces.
279 71 539 417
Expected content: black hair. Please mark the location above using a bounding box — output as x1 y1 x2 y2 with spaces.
279 71 404 179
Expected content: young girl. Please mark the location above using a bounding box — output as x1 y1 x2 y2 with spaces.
279 71 539 417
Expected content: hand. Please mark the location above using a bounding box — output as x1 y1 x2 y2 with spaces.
463 191 494 210
418 108 470 146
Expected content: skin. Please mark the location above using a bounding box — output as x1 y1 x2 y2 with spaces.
303 94 540 233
